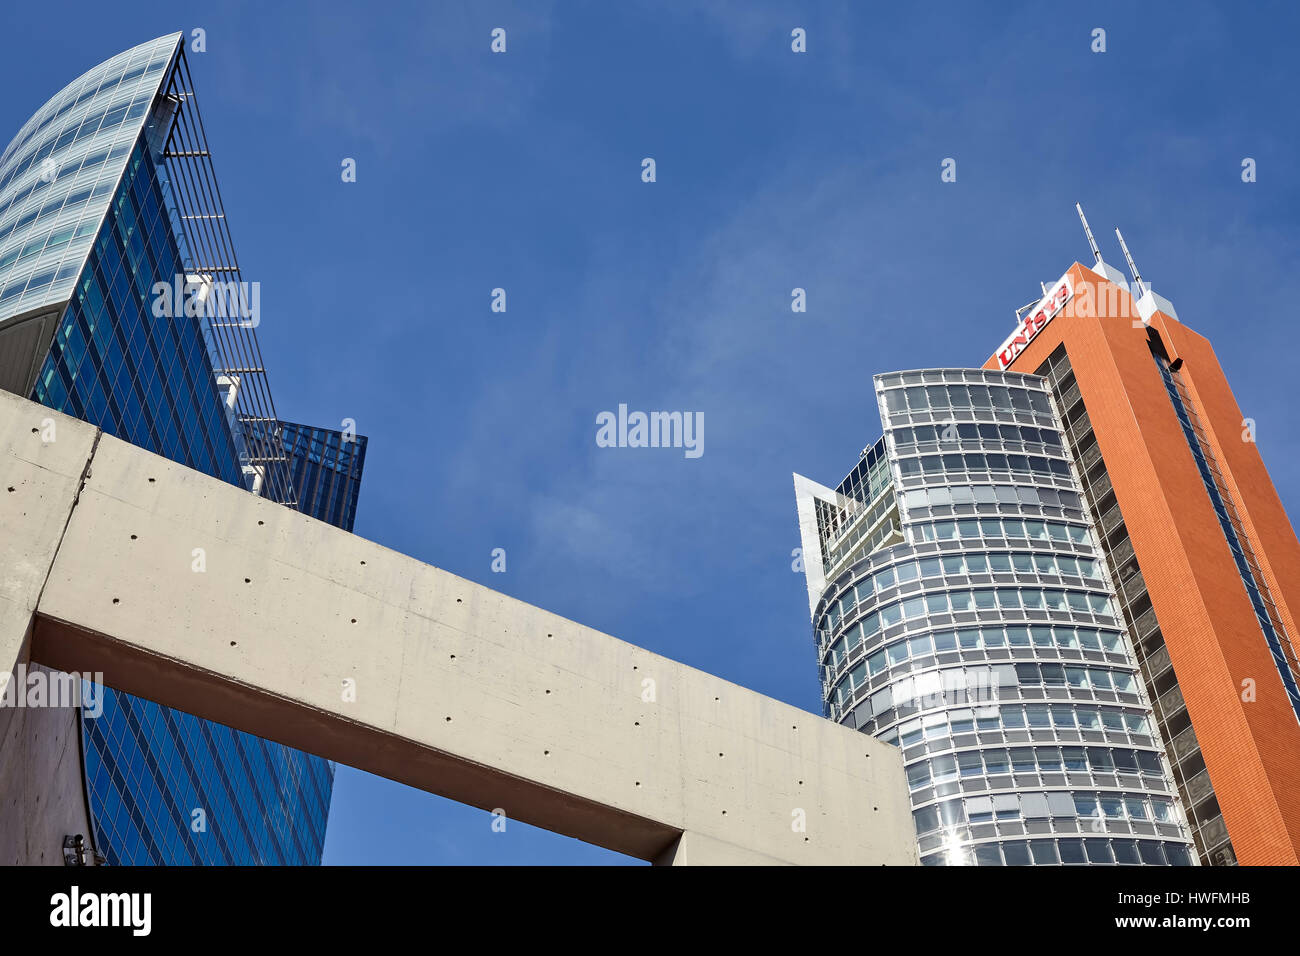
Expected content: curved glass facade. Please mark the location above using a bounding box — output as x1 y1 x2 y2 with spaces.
797 368 1196 865
0 36 361 865
0 34 177 323
32 137 244 484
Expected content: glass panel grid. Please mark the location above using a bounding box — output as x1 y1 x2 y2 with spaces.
799 368 1196 865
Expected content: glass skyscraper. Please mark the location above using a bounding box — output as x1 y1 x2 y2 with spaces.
0 34 365 863
794 368 1197 865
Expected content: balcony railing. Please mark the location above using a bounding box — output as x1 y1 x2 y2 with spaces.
1132 606 1160 639
1168 724 1200 765
1146 644 1173 682
1198 813 1230 851
1184 768 1215 806
1078 440 1103 472
1087 469 1113 504
1108 536 1135 570
1119 569 1147 606
1158 683 1187 720
1068 411 1093 447
1100 503 1125 537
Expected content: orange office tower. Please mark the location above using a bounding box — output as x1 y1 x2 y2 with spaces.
984 207 1300 865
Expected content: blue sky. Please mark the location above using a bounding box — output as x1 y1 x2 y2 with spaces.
6 1 1299 864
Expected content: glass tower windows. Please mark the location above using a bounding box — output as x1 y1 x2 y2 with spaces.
800 368 1196 865
4 35 357 866
0 34 177 324
1153 351 1300 723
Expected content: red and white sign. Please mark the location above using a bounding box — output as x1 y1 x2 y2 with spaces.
996 273 1074 369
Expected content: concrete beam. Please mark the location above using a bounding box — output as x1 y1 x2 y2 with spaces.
1 390 916 865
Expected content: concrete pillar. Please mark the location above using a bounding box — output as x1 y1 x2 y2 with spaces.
0 399 100 864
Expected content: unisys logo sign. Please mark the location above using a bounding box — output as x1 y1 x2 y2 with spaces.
996 273 1074 369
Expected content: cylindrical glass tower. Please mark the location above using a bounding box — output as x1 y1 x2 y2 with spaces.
797 368 1197 865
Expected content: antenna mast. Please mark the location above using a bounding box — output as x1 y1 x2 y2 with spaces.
1114 228 1146 298
1076 202 1103 264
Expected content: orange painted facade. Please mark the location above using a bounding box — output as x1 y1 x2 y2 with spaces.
984 262 1300 865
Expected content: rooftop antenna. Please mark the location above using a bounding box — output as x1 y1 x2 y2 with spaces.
1076 202 1103 264
1114 228 1147 298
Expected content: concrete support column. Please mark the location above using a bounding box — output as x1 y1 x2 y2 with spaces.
0 400 100 864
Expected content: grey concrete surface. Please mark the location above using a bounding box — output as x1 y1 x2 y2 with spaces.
0 395 99 865
0 389 916 865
